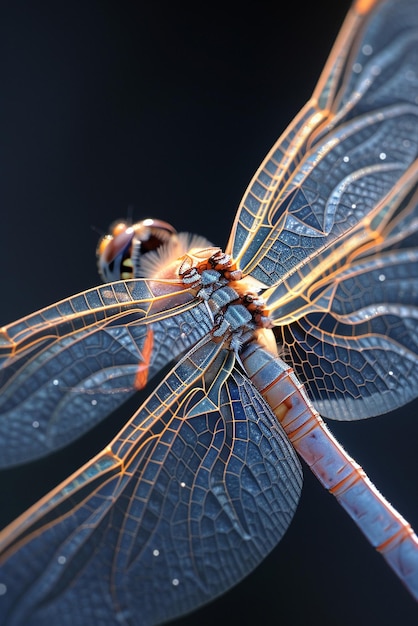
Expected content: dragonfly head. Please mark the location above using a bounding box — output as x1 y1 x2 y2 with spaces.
96 218 177 282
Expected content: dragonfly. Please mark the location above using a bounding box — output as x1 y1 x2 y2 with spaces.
1 0 418 624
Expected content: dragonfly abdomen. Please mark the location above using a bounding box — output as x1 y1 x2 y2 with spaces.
240 340 418 601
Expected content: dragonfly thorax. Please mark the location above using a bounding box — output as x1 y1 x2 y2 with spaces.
178 247 272 351
97 219 272 351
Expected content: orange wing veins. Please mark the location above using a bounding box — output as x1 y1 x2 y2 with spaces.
134 328 154 390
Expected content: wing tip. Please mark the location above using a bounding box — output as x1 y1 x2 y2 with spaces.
353 0 379 17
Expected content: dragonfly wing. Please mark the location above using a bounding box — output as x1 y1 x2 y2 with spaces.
0 337 302 626
226 0 418 420
226 0 418 290
0 279 212 467
274 168 418 419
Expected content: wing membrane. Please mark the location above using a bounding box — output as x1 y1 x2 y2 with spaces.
0 338 301 626
274 165 418 419
225 0 418 419
227 0 418 293
0 279 213 467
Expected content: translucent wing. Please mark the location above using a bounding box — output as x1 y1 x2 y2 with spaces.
0 279 212 467
227 0 418 287
0 337 302 626
275 169 418 419
226 0 418 419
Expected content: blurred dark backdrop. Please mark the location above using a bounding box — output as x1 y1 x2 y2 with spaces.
0 1 417 625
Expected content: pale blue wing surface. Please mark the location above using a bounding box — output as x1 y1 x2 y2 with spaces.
274 170 418 419
225 0 418 419
227 0 418 289
0 338 301 626
227 0 418 286
0 279 212 467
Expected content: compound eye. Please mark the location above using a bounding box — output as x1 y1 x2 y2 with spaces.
111 222 130 238
96 218 178 283
133 218 177 253
96 221 135 282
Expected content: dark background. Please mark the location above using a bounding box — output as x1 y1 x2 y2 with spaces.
0 1 417 625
